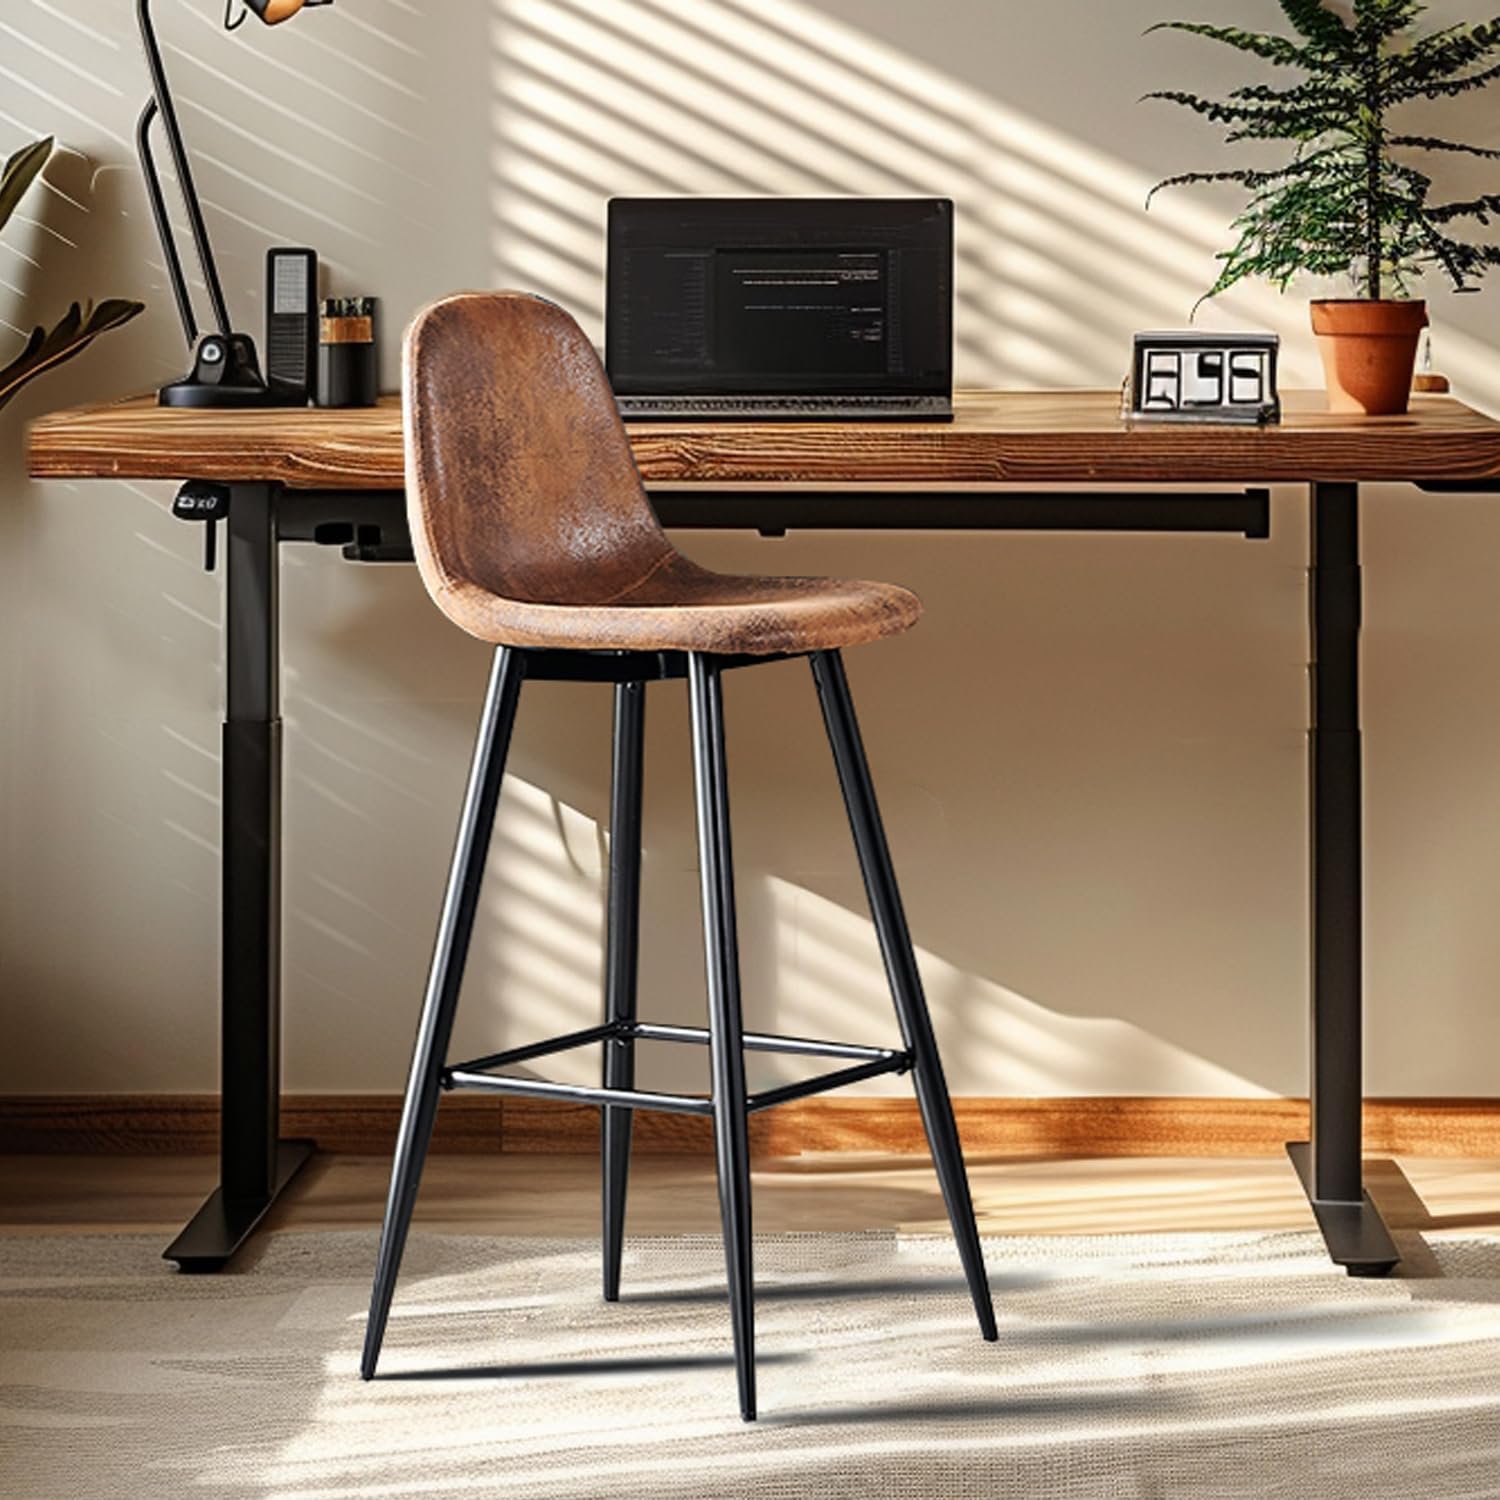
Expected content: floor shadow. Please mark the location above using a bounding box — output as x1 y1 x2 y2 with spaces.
625 1273 1044 1305
1368 1158 1500 1237
380 1350 808 1380
1360 1162 1500 1299
755 1151 1091 1176
764 1388 1196 1428
1361 1158 1500 1281
1000 1303 1453 1350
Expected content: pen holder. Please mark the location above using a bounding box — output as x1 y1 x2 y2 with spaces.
316 297 379 408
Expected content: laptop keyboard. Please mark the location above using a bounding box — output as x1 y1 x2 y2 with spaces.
616 394 953 421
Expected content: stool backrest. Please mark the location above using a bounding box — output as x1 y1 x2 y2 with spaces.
403 291 676 622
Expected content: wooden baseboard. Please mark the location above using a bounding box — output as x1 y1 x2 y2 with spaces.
3 1094 1499 1158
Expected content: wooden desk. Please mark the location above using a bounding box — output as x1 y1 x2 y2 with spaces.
29 389 1500 1275
30 388 1500 488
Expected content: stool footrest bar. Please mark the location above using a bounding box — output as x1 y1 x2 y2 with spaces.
444 1070 715 1116
630 1021 899 1062
747 1052 912 1112
447 1022 620 1077
444 1022 908 1119
449 1021 900 1078
444 1049 911 1117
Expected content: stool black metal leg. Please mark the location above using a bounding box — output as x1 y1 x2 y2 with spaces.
688 653 757 1423
811 650 998 1342
602 680 646 1302
361 646 525 1380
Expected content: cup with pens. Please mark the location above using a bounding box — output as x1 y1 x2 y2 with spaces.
317 296 379 408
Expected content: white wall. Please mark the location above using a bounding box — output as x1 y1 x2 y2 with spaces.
3 0 1499 1099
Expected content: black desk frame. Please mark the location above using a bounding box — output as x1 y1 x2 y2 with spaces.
167 478 1398 1278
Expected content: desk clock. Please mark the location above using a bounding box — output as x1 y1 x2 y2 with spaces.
1128 331 1281 425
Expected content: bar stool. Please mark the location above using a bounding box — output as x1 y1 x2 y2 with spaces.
361 291 996 1420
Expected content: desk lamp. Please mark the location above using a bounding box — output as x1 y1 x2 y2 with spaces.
135 0 332 407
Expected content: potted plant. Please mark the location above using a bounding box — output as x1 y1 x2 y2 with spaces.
1147 1 1500 414
1 136 143 412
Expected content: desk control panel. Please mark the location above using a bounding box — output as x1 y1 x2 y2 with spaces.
172 481 230 570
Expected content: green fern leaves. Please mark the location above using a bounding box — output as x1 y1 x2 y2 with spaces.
1148 1 1500 303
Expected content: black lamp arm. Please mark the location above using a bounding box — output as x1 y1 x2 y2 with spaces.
135 0 234 346
135 99 198 347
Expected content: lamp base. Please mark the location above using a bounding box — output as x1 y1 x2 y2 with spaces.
158 332 306 409
159 382 287 408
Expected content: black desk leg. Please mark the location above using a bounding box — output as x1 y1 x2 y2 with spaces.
1287 480 1399 1277
165 482 313 1271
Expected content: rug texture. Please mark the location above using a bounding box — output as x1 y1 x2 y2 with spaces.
3 1227 1500 1499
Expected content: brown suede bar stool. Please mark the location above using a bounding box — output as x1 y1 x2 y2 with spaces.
361 291 996 1420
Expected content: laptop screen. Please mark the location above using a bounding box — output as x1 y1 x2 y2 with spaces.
606 198 952 397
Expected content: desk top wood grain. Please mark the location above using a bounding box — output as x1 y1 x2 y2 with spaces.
27 389 1500 489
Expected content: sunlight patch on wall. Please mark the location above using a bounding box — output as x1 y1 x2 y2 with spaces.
472 776 605 1083
487 0 1346 389
767 878 1274 1098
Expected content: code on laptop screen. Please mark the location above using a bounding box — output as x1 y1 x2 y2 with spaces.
606 199 952 395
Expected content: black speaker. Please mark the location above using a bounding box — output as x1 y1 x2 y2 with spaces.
265 247 318 404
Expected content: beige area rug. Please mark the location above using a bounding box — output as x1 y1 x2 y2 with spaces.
4 1228 1500 1499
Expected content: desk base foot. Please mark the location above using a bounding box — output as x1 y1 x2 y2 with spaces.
1286 1141 1399 1278
163 1140 315 1272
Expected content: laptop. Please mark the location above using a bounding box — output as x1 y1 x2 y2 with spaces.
606 197 953 421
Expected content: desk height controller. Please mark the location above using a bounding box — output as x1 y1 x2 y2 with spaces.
173 481 231 571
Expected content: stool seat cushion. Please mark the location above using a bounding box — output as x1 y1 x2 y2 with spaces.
404 291 922 656
426 556 921 655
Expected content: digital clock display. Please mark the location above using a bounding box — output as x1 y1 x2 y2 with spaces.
1129 332 1281 425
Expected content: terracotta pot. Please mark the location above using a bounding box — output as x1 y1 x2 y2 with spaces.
1310 299 1428 416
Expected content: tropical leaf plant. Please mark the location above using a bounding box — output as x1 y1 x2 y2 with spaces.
1 136 144 412
1146 0 1500 305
